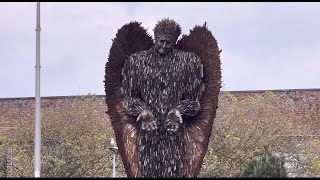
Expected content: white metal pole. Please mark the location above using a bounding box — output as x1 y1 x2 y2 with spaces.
112 153 116 178
34 2 41 178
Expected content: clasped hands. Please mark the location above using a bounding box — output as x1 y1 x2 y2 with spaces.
137 108 182 133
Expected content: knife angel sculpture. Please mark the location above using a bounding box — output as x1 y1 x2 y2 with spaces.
104 18 221 177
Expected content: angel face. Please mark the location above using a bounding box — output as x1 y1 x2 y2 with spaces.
154 33 177 55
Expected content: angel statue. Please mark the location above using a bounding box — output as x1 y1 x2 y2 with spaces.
104 18 221 178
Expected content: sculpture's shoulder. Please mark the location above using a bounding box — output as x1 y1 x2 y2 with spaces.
173 49 201 65
130 50 151 59
126 50 151 65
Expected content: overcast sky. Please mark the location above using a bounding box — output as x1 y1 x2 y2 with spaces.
1 2 320 98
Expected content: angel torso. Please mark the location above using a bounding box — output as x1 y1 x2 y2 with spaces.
123 48 202 128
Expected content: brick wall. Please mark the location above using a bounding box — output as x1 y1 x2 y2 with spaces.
0 96 108 138
228 89 320 134
1 89 319 137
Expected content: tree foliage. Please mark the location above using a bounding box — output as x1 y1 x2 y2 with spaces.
199 91 314 177
0 95 126 177
240 145 287 177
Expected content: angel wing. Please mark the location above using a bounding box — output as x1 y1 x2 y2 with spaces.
176 23 222 177
104 22 153 177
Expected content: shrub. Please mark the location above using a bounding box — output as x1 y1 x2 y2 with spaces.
240 145 287 178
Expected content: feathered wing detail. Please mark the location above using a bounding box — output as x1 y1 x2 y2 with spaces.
176 23 222 177
104 22 153 177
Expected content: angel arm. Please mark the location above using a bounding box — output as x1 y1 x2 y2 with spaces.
122 56 148 117
175 53 202 116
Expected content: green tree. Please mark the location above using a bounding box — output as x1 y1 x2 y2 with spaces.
240 145 287 178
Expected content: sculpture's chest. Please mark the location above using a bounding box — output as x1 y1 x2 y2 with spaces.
140 56 185 89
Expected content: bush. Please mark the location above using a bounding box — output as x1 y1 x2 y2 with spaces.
240 145 287 177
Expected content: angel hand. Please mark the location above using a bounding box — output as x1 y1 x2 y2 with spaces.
165 108 183 133
137 110 157 131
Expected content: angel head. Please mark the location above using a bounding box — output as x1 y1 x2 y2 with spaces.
153 18 182 55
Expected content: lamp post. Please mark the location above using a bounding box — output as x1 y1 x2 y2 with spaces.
34 2 42 178
108 138 118 178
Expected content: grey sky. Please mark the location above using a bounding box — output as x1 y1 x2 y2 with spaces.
1 2 320 98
